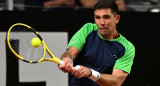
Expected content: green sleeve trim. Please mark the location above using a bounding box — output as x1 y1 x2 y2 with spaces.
67 23 97 52
113 37 135 74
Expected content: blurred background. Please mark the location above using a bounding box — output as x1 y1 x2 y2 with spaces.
0 0 160 12
0 0 160 86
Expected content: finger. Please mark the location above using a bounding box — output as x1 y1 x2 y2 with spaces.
77 70 84 79
65 63 73 72
59 61 66 68
74 68 83 77
59 64 65 68
63 70 69 73
78 73 85 79
71 68 77 75
73 70 79 76
59 63 68 72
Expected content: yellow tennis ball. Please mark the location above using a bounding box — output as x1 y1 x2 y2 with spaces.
31 37 41 48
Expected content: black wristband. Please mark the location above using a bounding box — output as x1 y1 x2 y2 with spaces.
88 68 92 77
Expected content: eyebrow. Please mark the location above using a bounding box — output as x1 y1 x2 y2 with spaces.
94 14 111 17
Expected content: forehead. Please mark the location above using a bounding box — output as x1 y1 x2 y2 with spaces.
94 8 112 16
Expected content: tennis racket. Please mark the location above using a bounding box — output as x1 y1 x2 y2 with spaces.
7 23 64 65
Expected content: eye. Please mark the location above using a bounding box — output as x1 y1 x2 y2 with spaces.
103 15 110 19
94 15 100 19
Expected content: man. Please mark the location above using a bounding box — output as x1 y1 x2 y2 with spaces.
59 0 135 86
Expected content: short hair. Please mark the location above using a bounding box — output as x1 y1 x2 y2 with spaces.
93 0 119 16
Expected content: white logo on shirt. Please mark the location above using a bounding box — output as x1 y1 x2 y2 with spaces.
71 40 77 44
113 55 118 59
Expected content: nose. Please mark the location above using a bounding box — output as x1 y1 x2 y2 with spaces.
100 19 105 26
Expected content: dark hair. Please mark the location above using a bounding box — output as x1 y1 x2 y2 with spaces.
93 0 119 16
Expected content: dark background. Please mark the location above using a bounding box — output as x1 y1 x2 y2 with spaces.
1 9 160 86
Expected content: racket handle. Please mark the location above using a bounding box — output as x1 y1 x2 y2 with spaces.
59 60 80 70
74 65 80 70
59 60 64 65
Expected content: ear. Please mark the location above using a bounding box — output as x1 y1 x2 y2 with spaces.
115 15 120 24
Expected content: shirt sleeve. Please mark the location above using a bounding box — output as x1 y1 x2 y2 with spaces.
113 42 135 74
66 23 97 52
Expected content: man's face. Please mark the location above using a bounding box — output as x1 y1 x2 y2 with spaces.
94 8 120 38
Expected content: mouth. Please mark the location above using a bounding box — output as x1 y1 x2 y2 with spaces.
104 28 109 29
100 27 109 30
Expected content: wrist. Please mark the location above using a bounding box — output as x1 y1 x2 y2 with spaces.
88 68 92 77
65 57 73 66
89 69 100 81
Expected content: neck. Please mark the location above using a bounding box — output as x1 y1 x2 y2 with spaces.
101 30 119 40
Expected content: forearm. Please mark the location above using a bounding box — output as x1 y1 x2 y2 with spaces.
44 0 63 7
61 51 72 60
59 47 79 72
115 0 126 11
61 47 79 60
95 74 124 86
89 69 128 86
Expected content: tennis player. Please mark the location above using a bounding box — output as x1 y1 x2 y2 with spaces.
59 0 135 86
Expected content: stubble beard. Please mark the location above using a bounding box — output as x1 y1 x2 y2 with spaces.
99 29 111 38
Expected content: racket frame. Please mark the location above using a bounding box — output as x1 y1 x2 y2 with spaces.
7 23 63 64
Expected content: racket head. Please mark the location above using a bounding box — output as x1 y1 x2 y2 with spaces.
7 23 46 63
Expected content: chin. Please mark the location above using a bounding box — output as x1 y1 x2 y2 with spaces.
100 32 109 37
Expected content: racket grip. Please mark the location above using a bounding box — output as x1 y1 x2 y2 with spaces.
59 60 64 65
74 65 80 70
59 60 80 70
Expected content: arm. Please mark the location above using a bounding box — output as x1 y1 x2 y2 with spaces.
115 0 126 11
72 65 128 86
43 0 64 11
61 46 79 60
80 0 98 8
96 69 128 86
63 0 75 7
44 0 63 7
59 23 94 72
58 47 79 72
43 0 75 11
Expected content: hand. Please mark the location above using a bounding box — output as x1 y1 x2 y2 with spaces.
71 65 91 79
58 58 73 73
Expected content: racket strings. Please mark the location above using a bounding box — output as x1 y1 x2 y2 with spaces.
9 25 44 62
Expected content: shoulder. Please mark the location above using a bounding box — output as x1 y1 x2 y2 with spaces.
117 34 135 51
113 34 135 74
82 23 98 31
75 23 98 36
76 23 98 36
